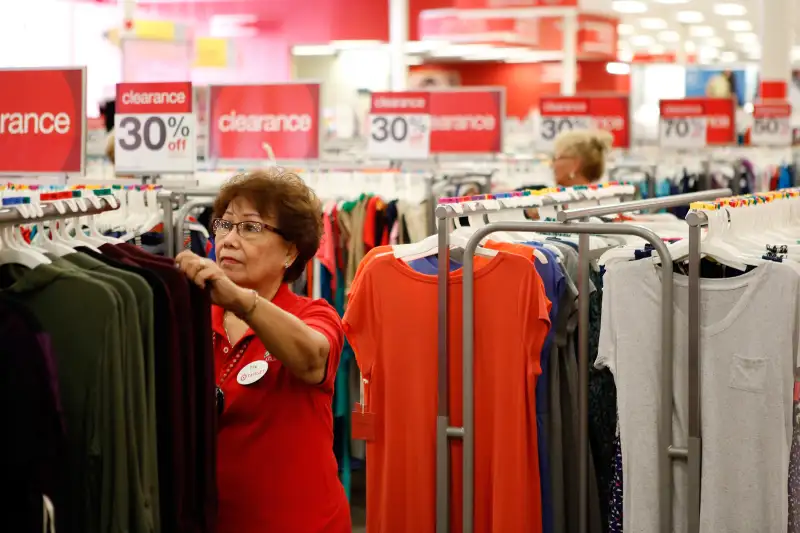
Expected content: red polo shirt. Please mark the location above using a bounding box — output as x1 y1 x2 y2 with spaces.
212 284 350 533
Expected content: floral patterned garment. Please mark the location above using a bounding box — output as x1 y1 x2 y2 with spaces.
608 435 623 533
789 401 800 532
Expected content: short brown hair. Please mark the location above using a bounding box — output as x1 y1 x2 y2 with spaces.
213 168 323 282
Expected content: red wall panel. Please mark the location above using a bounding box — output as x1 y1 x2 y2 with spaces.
410 61 629 117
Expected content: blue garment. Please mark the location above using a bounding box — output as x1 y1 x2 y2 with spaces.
208 238 216 261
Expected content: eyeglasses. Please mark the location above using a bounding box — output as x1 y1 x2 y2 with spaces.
212 218 285 240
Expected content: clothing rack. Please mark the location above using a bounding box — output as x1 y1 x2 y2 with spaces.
683 209 708 533
0 194 119 224
158 189 219 258
434 188 731 533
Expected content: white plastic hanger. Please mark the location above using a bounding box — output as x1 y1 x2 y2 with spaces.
0 203 51 268
33 199 76 257
659 208 752 270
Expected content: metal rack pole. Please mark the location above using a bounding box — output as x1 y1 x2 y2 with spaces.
435 209 453 533
577 220 590 533
556 189 733 222
684 210 707 533
174 197 217 256
0 196 119 224
157 191 176 259
458 220 674 533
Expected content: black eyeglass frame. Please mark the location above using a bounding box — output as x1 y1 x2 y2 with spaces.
211 218 286 239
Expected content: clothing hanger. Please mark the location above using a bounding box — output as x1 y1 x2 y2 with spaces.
660 208 753 270
32 200 76 257
0 203 51 268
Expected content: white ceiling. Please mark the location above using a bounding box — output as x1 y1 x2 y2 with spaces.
612 0 785 64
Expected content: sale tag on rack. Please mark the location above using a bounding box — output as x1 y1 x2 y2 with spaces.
659 98 735 149
115 81 195 174
538 95 630 152
751 102 792 147
368 92 430 160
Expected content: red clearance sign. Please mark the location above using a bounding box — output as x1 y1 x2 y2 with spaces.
0 67 86 175
208 83 320 161
539 94 630 150
428 88 504 154
659 98 736 147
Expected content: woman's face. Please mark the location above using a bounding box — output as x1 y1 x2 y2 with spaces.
214 196 296 290
552 150 581 187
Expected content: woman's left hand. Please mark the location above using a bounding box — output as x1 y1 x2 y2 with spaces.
175 250 248 312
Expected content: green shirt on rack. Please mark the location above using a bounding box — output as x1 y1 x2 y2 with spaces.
53 251 160 533
0 262 128 533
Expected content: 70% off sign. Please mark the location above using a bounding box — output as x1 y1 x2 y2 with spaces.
114 82 197 174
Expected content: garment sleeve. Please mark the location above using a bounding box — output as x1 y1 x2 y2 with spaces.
342 267 378 381
520 268 551 386
595 269 617 375
302 299 345 392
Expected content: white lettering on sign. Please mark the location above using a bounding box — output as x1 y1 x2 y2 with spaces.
432 114 496 132
0 112 71 135
663 105 704 115
374 97 426 110
122 90 187 106
542 101 588 114
594 116 625 131
218 111 313 133
707 115 731 128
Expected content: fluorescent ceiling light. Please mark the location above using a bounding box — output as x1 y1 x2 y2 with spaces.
706 37 725 47
640 17 667 30
719 51 738 62
332 40 382 49
734 32 758 44
618 23 635 35
714 3 746 16
676 11 704 23
654 0 689 3
684 40 697 53
292 45 336 56
606 62 631 75
726 20 752 31
658 30 680 42
650 44 666 54
689 25 714 38
630 34 655 47
698 46 719 59
612 1 647 14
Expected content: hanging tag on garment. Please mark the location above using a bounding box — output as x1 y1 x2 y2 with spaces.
352 403 377 442
237 360 269 385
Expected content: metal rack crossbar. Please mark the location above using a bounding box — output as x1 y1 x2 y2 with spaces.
0 195 119 225
436 188 731 533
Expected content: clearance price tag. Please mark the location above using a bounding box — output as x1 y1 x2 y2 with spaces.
115 81 196 174
367 92 430 160
659 117 707 149
751 102 792 147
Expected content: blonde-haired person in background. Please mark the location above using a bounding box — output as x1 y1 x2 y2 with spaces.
106 132 115 165
551 129 614 186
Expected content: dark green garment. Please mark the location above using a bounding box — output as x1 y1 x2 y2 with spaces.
52 252 159 533
0 262 127 533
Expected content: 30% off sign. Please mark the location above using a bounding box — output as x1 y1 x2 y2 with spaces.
114 82 197 174
367 92 431 160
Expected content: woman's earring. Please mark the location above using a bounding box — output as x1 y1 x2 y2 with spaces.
283 259 291 269
569 172 576 181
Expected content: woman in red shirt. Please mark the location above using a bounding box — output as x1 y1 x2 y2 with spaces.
175 169 351 533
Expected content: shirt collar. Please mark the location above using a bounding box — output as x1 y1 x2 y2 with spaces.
211 283 294 337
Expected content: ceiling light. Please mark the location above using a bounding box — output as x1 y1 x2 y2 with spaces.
676 11 704 23
658 30 680 42
640 17 667 30
706 37 725 47
654 0 689 3
734 32 758 44
606 62 631 75
630 34 655 47
684 40 697 53
618 23 635 35
689 25 714 37
650 44 666 54
714 3 747 16
618 49 634 62
719 51 738 62
612 1 647 14
726 20 752 31
698 46 719 59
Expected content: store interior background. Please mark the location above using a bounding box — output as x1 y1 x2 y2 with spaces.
8 0 798 155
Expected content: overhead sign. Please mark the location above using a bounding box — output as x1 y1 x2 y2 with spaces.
115 81 195 174
751 101 792 147
367 92 430 160
0 67 86 175
659 98 736 149
538 95 630 151
208 83 320 161
428 88 504 154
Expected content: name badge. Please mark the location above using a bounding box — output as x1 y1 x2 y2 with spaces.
237 360 269 385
